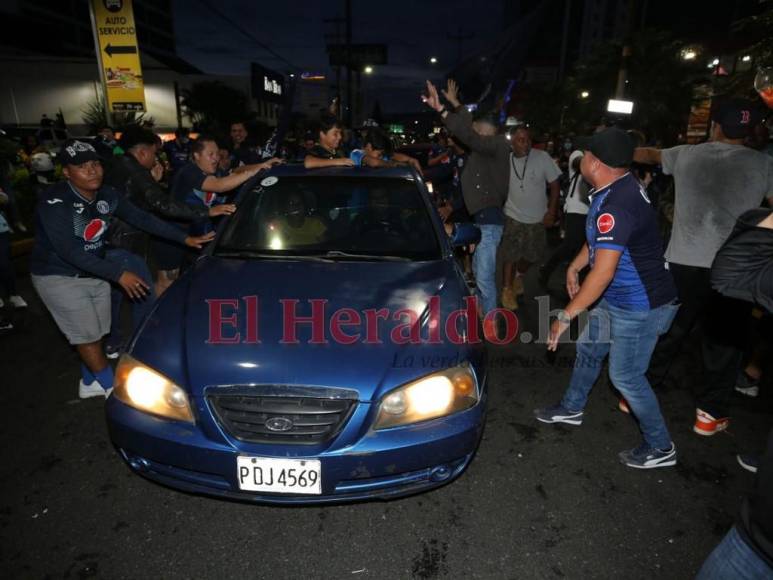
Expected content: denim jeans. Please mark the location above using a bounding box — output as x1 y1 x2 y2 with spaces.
472 224 503 315
696 526 773 580
105 248 156 348
561 298 679 450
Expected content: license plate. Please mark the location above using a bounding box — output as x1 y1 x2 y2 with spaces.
236 456 322 494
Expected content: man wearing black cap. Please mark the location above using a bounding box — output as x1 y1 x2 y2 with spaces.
534 128 680 469
30 140 214 400
634 98 773 437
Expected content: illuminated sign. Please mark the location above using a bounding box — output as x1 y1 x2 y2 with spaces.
89 0 146 112
264 76 282 96
251 63 285 104
607 99 634 114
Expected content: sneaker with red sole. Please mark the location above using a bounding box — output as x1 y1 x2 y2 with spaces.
483 318 498 342
693 409 730 436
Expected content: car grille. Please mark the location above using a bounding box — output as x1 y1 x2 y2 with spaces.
208 395 356 445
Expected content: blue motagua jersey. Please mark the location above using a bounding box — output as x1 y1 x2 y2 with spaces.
586 172 676 310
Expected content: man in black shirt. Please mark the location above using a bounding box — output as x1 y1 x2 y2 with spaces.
304 114 355 169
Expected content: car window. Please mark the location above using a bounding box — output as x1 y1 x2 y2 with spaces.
216 176 442 261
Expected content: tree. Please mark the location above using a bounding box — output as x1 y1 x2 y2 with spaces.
180 81 253 133
522 29 707 145
81 99 155 133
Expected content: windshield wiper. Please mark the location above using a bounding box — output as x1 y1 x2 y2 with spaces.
215 251 334 262
313 251 412 262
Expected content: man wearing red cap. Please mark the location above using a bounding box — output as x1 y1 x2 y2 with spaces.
634 98 773 437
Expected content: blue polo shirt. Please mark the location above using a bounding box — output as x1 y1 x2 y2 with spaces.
587 172 676 310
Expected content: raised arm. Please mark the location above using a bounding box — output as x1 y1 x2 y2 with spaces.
633 147 662 165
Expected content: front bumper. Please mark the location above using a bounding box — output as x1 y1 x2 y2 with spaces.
105 394 486 504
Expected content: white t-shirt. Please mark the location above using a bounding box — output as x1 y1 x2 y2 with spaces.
563 150 589 216
661 141 773 268
504 148 562 224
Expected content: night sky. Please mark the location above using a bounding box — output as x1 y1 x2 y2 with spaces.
172 0 506 113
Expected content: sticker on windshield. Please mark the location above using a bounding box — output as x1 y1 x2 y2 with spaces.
261 176 279 187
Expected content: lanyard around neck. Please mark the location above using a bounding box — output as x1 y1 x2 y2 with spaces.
510 151 529 182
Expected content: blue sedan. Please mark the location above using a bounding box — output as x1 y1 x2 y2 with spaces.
106 165 487 504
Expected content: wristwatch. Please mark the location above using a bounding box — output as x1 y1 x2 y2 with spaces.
556 310 571 324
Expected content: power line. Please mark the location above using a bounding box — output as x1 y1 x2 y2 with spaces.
191 0 301 72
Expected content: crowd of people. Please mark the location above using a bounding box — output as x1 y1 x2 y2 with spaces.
0 76 771 576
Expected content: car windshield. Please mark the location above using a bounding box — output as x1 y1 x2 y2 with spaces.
215 176 442 261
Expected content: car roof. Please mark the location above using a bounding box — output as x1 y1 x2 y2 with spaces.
265 163 418 180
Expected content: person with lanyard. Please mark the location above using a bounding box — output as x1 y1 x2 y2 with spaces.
538 149 590 288
422 79 510 336
500 125 562 310
29 140 214 399
303 114 356 169
534 128 680 469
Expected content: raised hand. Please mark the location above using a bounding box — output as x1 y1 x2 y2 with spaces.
423 81 442 112
442 79 461 108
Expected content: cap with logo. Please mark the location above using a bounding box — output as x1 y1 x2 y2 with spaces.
711 98 762 139
577 127 634 169
59 140 101 166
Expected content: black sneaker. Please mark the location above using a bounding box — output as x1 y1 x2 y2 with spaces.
735 371 760 398
534 404 584 425
737 454 759 474
619 442 677 469
0 318 12 332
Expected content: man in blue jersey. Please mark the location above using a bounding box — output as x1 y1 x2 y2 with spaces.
534 128 680 469
30 140 214 399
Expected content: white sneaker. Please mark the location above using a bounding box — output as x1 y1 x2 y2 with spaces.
78 379 107 399
0 319 12 331
9 295 27 309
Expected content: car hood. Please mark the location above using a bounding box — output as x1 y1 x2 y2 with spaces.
133 256 478 402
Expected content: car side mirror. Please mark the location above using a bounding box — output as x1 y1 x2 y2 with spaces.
448 223 481 247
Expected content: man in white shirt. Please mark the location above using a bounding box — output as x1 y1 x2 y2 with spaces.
501 126 562 309
635 98 773 436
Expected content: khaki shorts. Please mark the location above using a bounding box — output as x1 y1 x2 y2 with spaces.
31 274 111 345
500 217 546 264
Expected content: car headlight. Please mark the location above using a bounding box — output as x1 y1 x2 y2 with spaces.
374 364 479 429
113 355 194 423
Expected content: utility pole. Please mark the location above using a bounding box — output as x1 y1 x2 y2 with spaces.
345 0 353 128
448 26 474 66
323 15 345 115
558 0 572 83
614 0 637 98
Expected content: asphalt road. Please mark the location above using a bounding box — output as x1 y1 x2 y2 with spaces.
1 266 771 580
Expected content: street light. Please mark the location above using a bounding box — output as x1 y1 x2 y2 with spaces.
682 49 697 61
742 55 752 62
430 57 438 64
580 91 590 99
364 66 374 75
711 58 720 66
